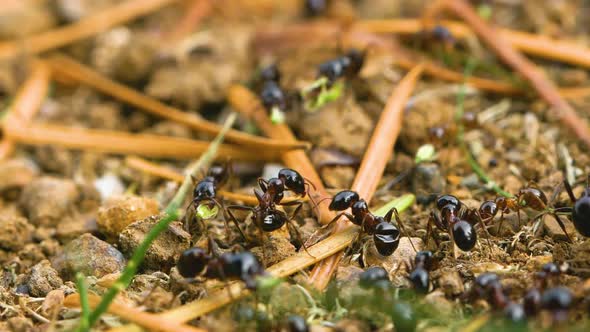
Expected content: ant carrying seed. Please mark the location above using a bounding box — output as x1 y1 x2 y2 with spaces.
563 175 590 237
257 64 291 124
176 237 266 290
225 168 316 259
187 163 247 240
328 190 415 256
408 251 435 294
428 195 490 254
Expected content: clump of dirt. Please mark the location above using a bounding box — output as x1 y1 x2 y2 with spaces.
97 194 160 241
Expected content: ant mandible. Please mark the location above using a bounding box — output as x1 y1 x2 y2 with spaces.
225 168 316 257
188 162 247 240
176 237 266 290
428 195 490 254
328 190 415 256
563 175 590 237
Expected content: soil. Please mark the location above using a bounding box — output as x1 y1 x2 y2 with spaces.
1 1 590 331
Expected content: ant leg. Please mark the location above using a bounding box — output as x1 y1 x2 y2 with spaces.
257 178 269 192
448 222 458 259
497 211 505 235
216 199 247 241
550 213 573 243
475 211 493 254
183 202 195 232
281 200 316 258
426 212 441 248
225 205 255 242
324 212 356 230
387 208 417 253
563 178 577 203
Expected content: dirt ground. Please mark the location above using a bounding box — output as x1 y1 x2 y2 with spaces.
1 0 590 331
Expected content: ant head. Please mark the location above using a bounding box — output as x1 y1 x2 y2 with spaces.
329 190 359 211
260 80 287 111
278 168 306 196
479 200 498 219
373 222 400 256
474 273 500 295
194 179 216 201
409 267 429 294
177 247 210 278
452 219 477 251
573 192 590 237
267 177 285 193
260 64 281 83
436 195 461 210
431 25 455 43
261 209 287 232
208 165 229 185
358 266 390 290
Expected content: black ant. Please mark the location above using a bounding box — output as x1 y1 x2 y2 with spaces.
479 186 573 242
428 195 490 254
304 0 329 17
523 262 564 316
468 273 526 323
417 25 456 51
225 168 316 258
327 190 415 256
188 163 247 240
428 111 478 144
408 251 435 294
563 175 590 237
316 49 365 88
257 64 291 123
176 237 266 290
358 266 391 290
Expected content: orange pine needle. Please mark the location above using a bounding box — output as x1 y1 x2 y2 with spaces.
0 61 50 160
0 0 180 60
3 122 281 162
45 54 309 152
227 85 334 223
124 156 306 205
64 293 206 332
429 0 590 150
308 64 424 290
163 0 212 43
355 18 590 69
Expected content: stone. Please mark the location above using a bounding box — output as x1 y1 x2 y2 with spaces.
543 215 577 242
438 267 465 296
118 217 190 272
27 260 63 297
363 237 424 276
52 233 126 280
97 195 159 241
0 214 33 251
0 159 38 193
19 177 79 227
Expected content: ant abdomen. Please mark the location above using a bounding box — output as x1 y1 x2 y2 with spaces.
359 266 390 289
261 210 288 232
329 190 359 211
573 189 590 236
452 220 477 251
409 267 429 294
373 222 400 256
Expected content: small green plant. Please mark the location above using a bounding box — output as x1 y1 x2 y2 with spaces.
301 77 344 111
79 113 238 331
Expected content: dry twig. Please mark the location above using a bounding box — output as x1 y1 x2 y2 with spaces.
64 293 205 332
308 64 424 290
0 0 180 60
0 61 50 160
3 122 281 162
45 54 308 151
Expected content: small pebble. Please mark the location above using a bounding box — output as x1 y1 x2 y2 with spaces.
27 260 63 297
0 213 33 251
52 233 126 280
97 194 159 241
19 177 79 227
118 217 190 272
